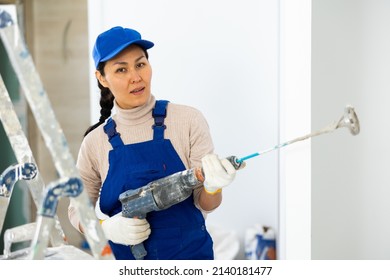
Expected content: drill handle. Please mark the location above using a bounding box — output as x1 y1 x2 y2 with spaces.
131 243 147 260
125 215 147 260
121 212 147 259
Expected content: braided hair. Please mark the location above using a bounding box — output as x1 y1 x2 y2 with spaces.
83 62 114 137
84 47 149 137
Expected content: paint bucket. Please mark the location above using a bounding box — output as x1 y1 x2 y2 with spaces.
245 224 276 260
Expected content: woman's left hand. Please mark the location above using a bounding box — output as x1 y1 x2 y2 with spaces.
202 153 236 194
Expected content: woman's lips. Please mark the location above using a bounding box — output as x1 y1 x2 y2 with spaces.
130 87 145 95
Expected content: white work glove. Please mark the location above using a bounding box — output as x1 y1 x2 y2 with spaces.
95 198 151 246
202 153 236 194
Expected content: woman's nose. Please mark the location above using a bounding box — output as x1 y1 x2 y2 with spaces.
130 71 141 84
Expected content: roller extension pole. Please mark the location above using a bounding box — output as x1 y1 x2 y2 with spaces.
237 105 360 163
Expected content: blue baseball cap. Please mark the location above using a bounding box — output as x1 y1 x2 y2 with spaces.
92 26 154 68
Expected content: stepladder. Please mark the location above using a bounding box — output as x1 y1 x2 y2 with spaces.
0 7 114 260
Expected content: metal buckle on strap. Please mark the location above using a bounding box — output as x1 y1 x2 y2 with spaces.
103 118 120 140
152 115 166 129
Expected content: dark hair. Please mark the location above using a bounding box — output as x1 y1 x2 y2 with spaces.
84 47 149 137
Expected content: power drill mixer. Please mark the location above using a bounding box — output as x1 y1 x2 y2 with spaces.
119 155 245 260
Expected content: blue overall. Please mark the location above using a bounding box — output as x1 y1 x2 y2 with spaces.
99 100 214 260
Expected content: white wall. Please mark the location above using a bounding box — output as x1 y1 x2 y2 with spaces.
88 0 280 259
278 0 311 260
312 0 390 259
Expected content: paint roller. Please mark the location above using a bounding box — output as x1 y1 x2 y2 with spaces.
119 104 360 259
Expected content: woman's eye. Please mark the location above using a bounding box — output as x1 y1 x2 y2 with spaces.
136 63 145 68
116 68 127 73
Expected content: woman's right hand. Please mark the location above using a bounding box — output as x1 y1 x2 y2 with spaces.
100 212 151 246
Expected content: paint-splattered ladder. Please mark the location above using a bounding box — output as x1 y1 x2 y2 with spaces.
0 8 113 259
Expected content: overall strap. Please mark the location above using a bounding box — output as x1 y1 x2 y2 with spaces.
152 100 169 140
103 118 124 148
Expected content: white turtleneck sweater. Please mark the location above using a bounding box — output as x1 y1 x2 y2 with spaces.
68 94 214 232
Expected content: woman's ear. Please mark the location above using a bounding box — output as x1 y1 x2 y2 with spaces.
95 70 108 88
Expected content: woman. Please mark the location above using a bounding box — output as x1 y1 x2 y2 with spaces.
68 26 236 260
